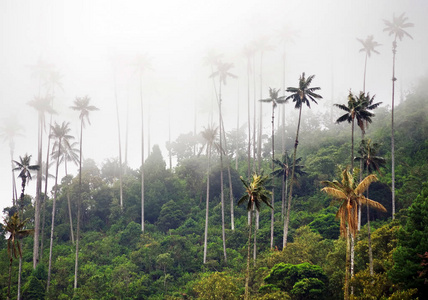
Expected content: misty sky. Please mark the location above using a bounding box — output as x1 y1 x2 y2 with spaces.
1 0 428 214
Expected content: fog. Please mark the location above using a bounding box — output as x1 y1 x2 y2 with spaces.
1 0 428 214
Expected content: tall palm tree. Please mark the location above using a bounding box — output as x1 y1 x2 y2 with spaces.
12 154 38 300
321 168 386 300
70 96 98 291
132 53 152 232
209 60 237 264
47 121 73 291
355 139 386 276
239 174 271 300
284 72 322 246
383 12 413 219
335 91 375 171
260 87 288 249
3 213 33 300
27 95 55 269
271 153 306 248
13 155 40 210
357 35 381 93
0 117 24 206
200 125 219 264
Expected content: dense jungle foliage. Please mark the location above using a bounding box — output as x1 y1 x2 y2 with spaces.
1 76 427 299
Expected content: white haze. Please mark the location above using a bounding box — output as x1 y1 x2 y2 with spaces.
1 0 428 214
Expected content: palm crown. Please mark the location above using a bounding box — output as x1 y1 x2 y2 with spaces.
286 72 322 108
71 96 99 127
355 139 386 175
357 35 381 57
321 168 386 237
238 174 272 212
383 12 414 42
260 87 288 108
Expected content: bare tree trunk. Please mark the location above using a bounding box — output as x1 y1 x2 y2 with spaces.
244 208 252 300
284 106 302 247
33 115 42 269
203 145 211 264
344 228 351 300
47 140 62 291
218 82 227 264
17 257 22 300
140 72 145 232
391 41 397 219
74 121 83 292
270 103 275 249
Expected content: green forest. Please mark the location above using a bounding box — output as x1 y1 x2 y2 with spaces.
2 71 428 299
1 8 428 300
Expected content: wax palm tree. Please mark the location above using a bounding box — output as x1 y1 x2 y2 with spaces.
1 117 24 206
239 174 271 300
200 125 219 264
70 96 98 291
355 139 386 276
203 49 223 124
335 91 376 171
357 35 381 93
260 87 288 248
209 60 237 264
284 72 322 246
132 53 152 232
3 213 33 300
13 154 40 209
47 121 73 291
321 168 386 300
27 95 55 269
271 153 306 248
383 12 413 219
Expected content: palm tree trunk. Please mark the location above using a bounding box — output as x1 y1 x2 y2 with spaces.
67 190 75 244
253 209 257 266
391 41 397 219
140 71 145 232
344 227 351 300
252 55 257 173
367 186 374 276
8 258 12 300
17 256 22 300
33 115 43 269
74 121 83 291
284 105 302 247
218 81 227 264
114 74 124 210
351 119 354 172
227 166 235 231
203 145 211 264
47 141 62 291
270 104 275 249
244 208 252 300
247 56 251 180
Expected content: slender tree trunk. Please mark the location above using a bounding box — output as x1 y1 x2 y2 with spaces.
253 208 257 266
344 227 351 300
270 103 275 249
244 207 252 300
47 139 62 291
367 185 374 276
10 149 17 207
67 190 75 244
257 53 263 172
33 115 43 269
247 56 251 180
203 145 211 264
283 173 289 249
236 84 239 170
351 119 354 172
114 73 124 209
391 41 397 219
363 53 367 94
74 121 83 291
8 258 12 300
284 106 302 247
17 256 22 300
350 235 355 295
218 81 227 264
252 55 257 173
140 72 145 231
227 165 235 231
